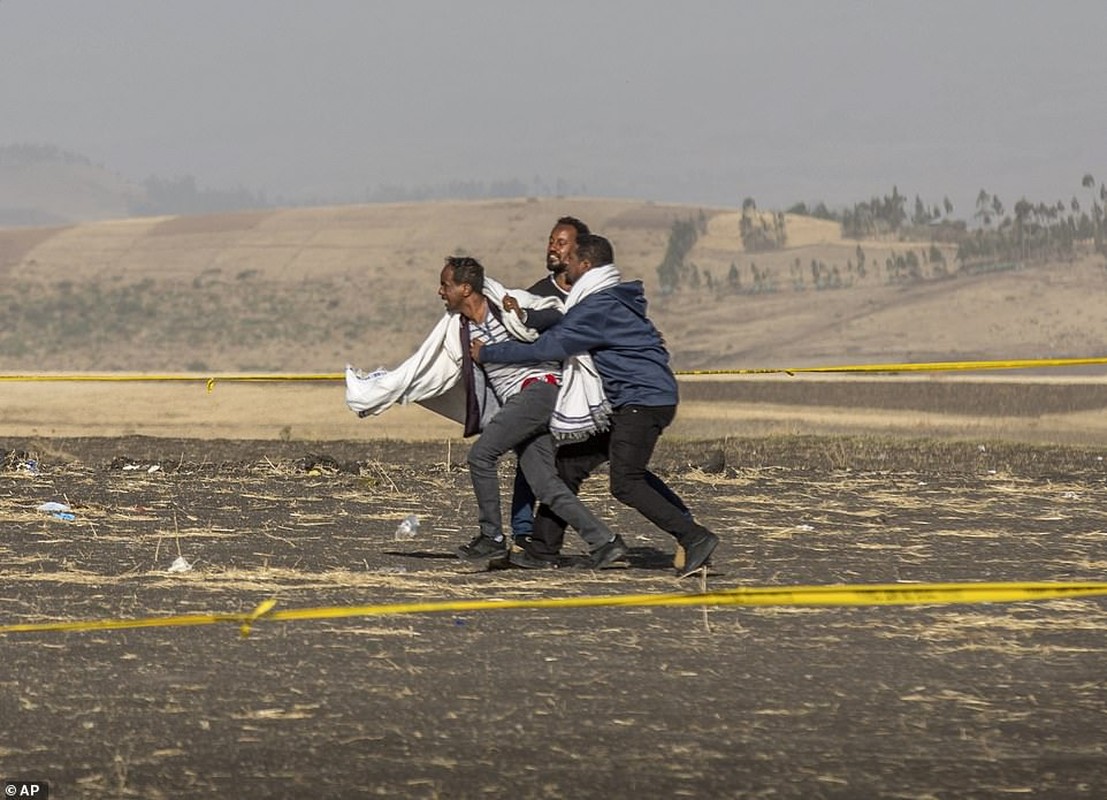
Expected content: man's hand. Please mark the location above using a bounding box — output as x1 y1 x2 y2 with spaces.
470 338 485 364
501 295 525 321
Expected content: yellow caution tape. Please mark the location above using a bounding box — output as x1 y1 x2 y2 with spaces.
0 373 344 393
679 356 1107 376
2 582 1105 637
1 356 1106 388
0 373 345 382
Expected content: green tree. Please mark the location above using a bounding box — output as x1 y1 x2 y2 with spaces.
740 198 787 251
656 217 700 292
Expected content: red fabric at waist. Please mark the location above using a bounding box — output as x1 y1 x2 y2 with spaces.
522 373 560 390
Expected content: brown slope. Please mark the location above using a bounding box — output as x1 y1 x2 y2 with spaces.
652 255 1107 372
0 198 717 372
1 199 1105 376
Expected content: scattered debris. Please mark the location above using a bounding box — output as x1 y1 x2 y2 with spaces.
293 453 361 475
3 449 38 474
700 448 727 474
37 501 71 513
394 514 419 540
36 501 76 521
167 556 192 574
293 453 341 475
110 456 163 473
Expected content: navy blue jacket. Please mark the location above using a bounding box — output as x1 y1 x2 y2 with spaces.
480 279 678 409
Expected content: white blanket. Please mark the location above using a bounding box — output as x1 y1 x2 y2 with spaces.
549 265 619 442
345 278 560 425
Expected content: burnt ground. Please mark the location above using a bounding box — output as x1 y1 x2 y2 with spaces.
1 435 1106 799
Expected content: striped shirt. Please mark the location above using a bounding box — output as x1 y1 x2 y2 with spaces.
468 311 560 402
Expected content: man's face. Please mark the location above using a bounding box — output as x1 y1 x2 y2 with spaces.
563 245 591 286
438 264 468 312
547 224 578 273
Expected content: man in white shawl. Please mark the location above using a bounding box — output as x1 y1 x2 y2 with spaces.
472 235 719 578
347 255 628 569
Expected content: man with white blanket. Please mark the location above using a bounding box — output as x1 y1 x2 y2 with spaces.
346 255 628 569
472 235 720 578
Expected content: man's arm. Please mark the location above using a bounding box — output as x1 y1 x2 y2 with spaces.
474 298 609 365
471 336 548 366
501 294 562 332
520 306 563 332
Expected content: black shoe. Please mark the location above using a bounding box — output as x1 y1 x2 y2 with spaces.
589 535 629 570
509 548 559 570
456 534 508 561
676 531 718 578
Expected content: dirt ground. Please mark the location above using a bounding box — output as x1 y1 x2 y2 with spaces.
2 434 1106 799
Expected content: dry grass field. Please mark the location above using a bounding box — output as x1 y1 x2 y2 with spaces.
3 200 1107 798
5 373 1107 446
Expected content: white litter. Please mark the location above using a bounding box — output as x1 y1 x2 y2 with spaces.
167 556 192 574
37 501 72 513
394 514 419 540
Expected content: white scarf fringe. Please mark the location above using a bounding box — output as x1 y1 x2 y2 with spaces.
550 265 619 442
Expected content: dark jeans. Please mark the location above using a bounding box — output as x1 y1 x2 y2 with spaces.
530 404 709 557
509 466 536 537
511 457 680 539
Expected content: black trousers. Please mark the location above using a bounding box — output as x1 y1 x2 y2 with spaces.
530 404 709 556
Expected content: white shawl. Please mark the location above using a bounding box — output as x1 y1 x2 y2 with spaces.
345 277 561 426
549 265 619 442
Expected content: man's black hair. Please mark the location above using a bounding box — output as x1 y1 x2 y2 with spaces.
444 255 484 294
576 233 614 267
556 216 590 239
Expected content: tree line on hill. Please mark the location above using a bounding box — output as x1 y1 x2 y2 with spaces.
656 176 1107 294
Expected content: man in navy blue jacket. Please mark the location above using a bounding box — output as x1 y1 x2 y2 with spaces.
472 234 719 578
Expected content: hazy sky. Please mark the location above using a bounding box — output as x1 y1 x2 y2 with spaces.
2 0 1105 214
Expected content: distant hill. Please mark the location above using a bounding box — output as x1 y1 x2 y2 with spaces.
0 144 142 225
0 197 1104 375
